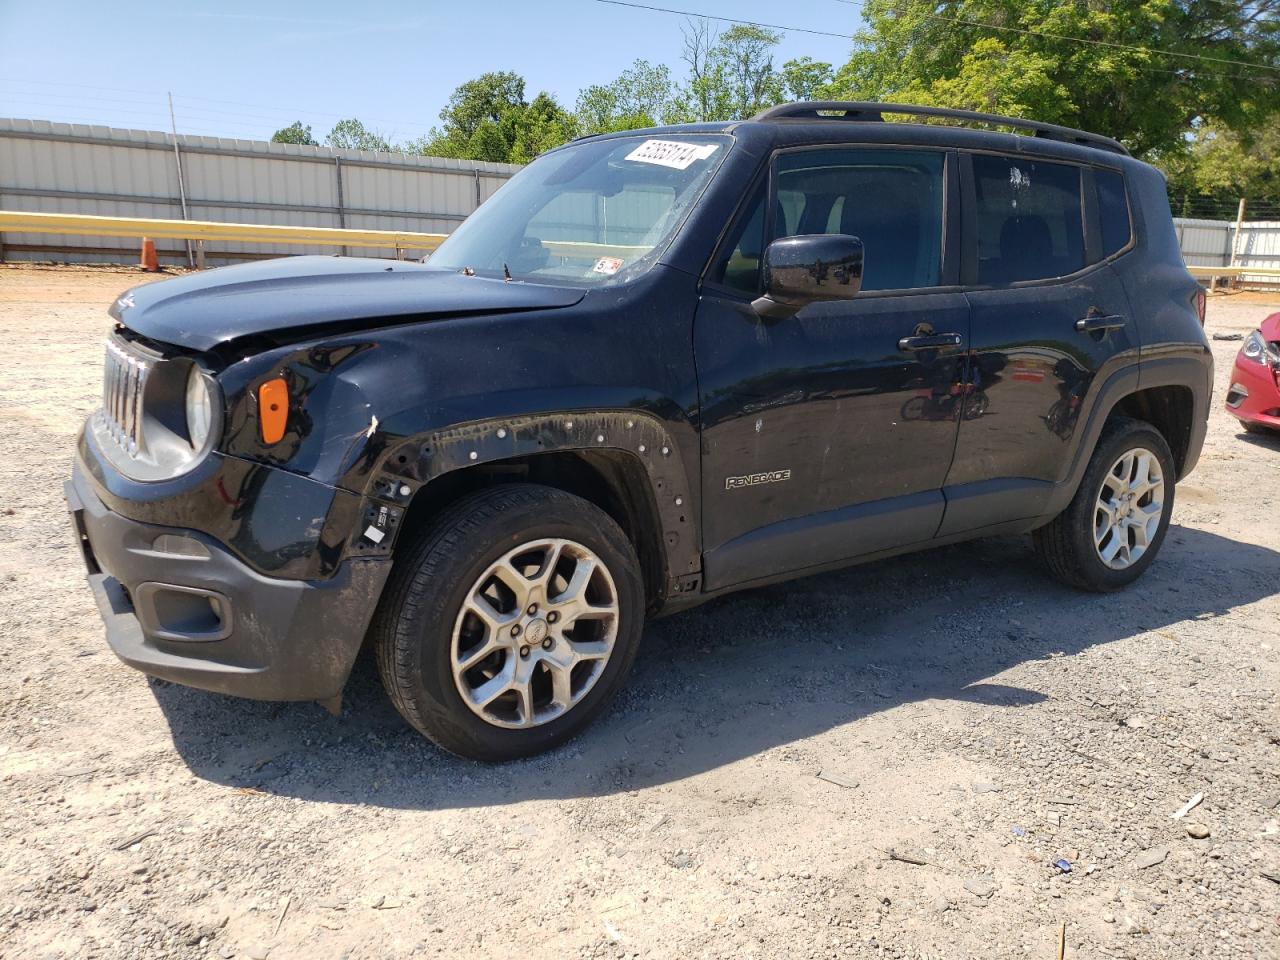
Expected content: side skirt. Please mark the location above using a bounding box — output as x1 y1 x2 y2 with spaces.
701 490 944 594
673 513 1046 612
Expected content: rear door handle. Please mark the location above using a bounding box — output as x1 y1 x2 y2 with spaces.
1075 314 1127 333
898 332 963 351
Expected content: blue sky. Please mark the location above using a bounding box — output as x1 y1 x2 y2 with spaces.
0 1 863 144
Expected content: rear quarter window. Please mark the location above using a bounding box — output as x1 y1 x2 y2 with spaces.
1096 169 1133 258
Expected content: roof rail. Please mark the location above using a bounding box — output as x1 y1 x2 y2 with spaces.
751 101 1130 157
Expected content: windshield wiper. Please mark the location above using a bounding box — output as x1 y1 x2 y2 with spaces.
503 263 513 282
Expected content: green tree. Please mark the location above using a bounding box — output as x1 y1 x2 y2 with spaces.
576 59 678 134
717 24 786 119
271 121 318 146
672 20 787 122
436 71 528 153
780 56 835 102
410 72 575 162
885 36 1074 123
1166 122 1280 214
827 1 1280 161
325 118 393 152
512 92 578 163
672 18 732 122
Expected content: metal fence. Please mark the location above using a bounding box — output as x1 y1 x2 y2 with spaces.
0 118 520 265
1174 216 1280 286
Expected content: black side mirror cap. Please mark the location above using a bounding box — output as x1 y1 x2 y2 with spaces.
752 234 864 320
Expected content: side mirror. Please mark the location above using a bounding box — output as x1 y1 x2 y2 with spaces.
752 234 864 320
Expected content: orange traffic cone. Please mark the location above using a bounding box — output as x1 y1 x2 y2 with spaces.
139 237 159 272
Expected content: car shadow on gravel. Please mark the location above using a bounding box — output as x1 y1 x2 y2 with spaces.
1235 427 1280 451
149 523 1280 809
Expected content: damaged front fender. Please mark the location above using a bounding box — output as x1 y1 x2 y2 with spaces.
345 412 702 596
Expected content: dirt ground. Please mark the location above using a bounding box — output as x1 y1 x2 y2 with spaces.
0 263 1277 960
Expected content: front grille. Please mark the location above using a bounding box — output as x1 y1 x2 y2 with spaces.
102 336 154 456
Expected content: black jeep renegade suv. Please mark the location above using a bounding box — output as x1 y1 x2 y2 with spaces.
67 102 1212 760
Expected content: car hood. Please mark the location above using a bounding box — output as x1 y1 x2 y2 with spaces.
110 255 586 351
1262 311 1280 341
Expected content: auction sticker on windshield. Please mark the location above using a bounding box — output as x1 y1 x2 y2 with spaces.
625 139 719 170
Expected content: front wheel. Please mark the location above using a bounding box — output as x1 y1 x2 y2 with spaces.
372 484 645 761
1033 416 1175 592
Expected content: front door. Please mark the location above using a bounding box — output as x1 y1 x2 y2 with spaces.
695 146 970 591
939 152 1139 535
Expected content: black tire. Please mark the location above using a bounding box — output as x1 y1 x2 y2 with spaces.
371 483 644 761
1032 416 1176 592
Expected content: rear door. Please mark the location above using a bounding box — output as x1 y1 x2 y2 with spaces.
940 151 1137 535
695 146 970 590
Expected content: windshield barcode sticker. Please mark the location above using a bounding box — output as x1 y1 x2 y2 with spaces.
624 139 719 170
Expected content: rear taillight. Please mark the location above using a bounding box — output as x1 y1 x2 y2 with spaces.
1194 288 1207 326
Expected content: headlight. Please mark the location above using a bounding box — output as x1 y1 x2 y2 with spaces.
1242 329 1280 366
185 365 215 450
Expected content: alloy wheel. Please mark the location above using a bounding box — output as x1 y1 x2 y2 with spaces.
450 538 620 729
1093 447 1166 570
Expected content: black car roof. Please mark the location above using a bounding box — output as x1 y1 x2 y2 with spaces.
577 101 1135 171
754 102 1128 155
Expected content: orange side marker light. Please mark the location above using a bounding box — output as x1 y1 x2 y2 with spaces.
259 378 289 444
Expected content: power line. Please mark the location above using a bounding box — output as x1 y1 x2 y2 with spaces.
591 0 1280 75
0 89 443 135
0 78 442 135
922 11 1280 74
591 0 855 39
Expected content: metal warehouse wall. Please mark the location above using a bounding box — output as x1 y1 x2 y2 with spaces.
1236 222 1280 284
0 118 520 265
1175 218 1237 268
1174 216 1280 284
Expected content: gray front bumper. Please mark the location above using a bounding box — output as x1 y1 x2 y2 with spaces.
67 462 392 702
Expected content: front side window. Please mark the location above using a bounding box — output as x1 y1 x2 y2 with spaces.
775 149 945 291
429 134 730 285
972 153 1084 284
711 149 947 296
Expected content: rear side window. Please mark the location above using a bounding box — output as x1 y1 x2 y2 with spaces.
776 148 945 291
1096 169 1133 258
972 154 1084 284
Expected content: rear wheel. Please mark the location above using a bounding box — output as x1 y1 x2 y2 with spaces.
1033 416 1175 592
900 396 927 420
372 484 644 761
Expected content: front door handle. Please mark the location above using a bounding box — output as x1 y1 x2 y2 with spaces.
1075 314 1127 333
898 332 963 351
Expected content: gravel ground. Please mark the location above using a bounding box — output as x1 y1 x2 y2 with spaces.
0 263 1277 960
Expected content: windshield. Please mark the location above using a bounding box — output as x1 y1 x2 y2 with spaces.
427 134 731 285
